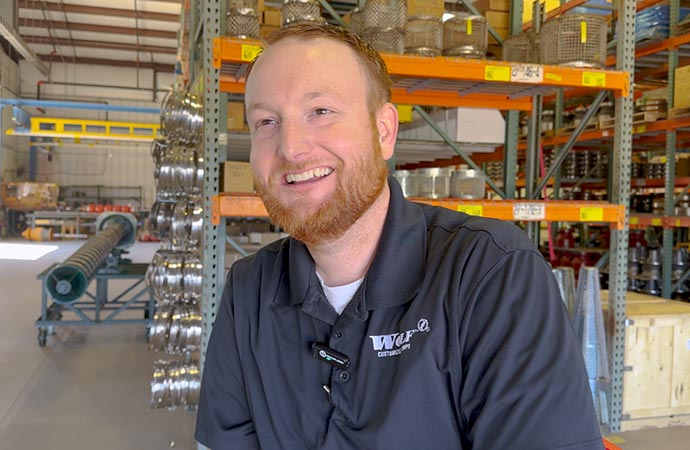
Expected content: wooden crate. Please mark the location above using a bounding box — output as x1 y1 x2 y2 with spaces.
602 298 690 431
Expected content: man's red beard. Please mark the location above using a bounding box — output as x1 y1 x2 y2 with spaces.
253 138 389 246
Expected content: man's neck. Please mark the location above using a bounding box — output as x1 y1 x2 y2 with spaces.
308 184 391 287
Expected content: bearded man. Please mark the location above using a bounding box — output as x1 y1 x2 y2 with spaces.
195 24 603 450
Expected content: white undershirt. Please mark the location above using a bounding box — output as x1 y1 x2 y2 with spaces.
316 271 364 315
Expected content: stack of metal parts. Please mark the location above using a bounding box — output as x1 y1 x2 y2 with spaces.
572 266 610 425
404 16 442 56
160 91 204 144
552 267 577 319
151 359 201 411
442 13 487 58
503 32 540 63
363 0 406 54
540 15 607 68
281 0 325 27
450 168 485 199
416 167 452 198
635 98 667 118
672 248 690 298
148 88 205 411
561 150 608 180
485 162 503 183
628 246 643 290
635 247 662 296
676 194 690 216
225 0 259 39
643 161 665 179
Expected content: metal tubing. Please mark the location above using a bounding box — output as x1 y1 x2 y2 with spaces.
0 98 160 114
45 221 126 304
533 90 607 198
412 105 506 198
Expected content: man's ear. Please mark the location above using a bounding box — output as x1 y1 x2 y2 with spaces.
376 102 399 160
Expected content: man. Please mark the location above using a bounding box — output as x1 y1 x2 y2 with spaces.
196 24 603 450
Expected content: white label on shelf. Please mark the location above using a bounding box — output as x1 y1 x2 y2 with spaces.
218 132 228 145
513 203 545 220
510 64 544 83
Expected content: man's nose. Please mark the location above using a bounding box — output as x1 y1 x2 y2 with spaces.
278 121 312 161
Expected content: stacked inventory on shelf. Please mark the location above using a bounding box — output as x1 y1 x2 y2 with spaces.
146 89 205 411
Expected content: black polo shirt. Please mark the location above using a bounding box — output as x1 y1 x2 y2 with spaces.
196 177 603 450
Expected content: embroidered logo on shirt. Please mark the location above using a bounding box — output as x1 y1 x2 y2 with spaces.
369 319 430 358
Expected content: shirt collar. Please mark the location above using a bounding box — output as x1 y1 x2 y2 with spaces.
284 175 427 310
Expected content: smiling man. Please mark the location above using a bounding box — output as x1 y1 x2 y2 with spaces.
195 24 604 450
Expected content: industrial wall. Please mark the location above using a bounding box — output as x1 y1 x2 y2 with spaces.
1 48 21 184
16 60 175 209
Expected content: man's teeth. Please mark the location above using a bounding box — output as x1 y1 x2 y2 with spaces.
286 167 333 184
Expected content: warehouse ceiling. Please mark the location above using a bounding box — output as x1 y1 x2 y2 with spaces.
17 0 181 73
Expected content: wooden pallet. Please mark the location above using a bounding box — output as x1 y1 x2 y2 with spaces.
669 106 690 119
632 110 667 124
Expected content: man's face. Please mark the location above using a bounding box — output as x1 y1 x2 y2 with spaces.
245 37 391 245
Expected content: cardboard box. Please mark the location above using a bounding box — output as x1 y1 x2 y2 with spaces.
473 0 511 13
260 25 280 39
488 27 509 45
523 0 560 24
1 182 59 211
221 161 255 193
227 101 245 131
485 11 510 29
675 65 690 109
263 7 282 27
407 0 445 19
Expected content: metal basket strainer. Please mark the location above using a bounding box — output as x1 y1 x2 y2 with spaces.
405 16 442 56
225 8 259 39
539 15 607 68
282 0 325 27
442 13 488 58
503 32 540 63
364 28 405 54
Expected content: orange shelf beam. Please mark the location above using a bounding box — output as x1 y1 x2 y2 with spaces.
408 199 625 229
630 214 690 228
211 193 625 229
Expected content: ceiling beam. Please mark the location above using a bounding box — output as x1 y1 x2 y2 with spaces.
38 54 174 72
23 35 177 54
18 0 180 22
18 19 177 40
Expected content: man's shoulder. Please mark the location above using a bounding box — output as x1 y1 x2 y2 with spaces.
418 202 537 254
231 236 291 275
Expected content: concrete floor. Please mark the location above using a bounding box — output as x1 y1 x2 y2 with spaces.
0 239 196 450
1 239 689 449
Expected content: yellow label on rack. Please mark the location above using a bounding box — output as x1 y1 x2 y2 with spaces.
636 125 647 134
485 65 511 82
582 72 606 87
467 19 472 35
630 217 639 225
545 72 562 81
581 22 587 43
457 205 483 216
579 207 604 222
241 44 262 61
651 218 662 226
676 219 682 227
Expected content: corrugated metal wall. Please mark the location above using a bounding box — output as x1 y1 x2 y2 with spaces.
17 60 175 210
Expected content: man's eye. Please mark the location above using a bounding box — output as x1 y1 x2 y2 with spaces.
257 118 278 127
313 108 332 116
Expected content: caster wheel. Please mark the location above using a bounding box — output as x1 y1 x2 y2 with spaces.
38 329 47 347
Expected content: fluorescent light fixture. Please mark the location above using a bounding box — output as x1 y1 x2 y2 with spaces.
442 13 455 22
0 243 58 261
0 15 50 75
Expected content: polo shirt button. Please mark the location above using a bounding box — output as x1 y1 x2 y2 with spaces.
333 331 343 339
337 370 350 383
